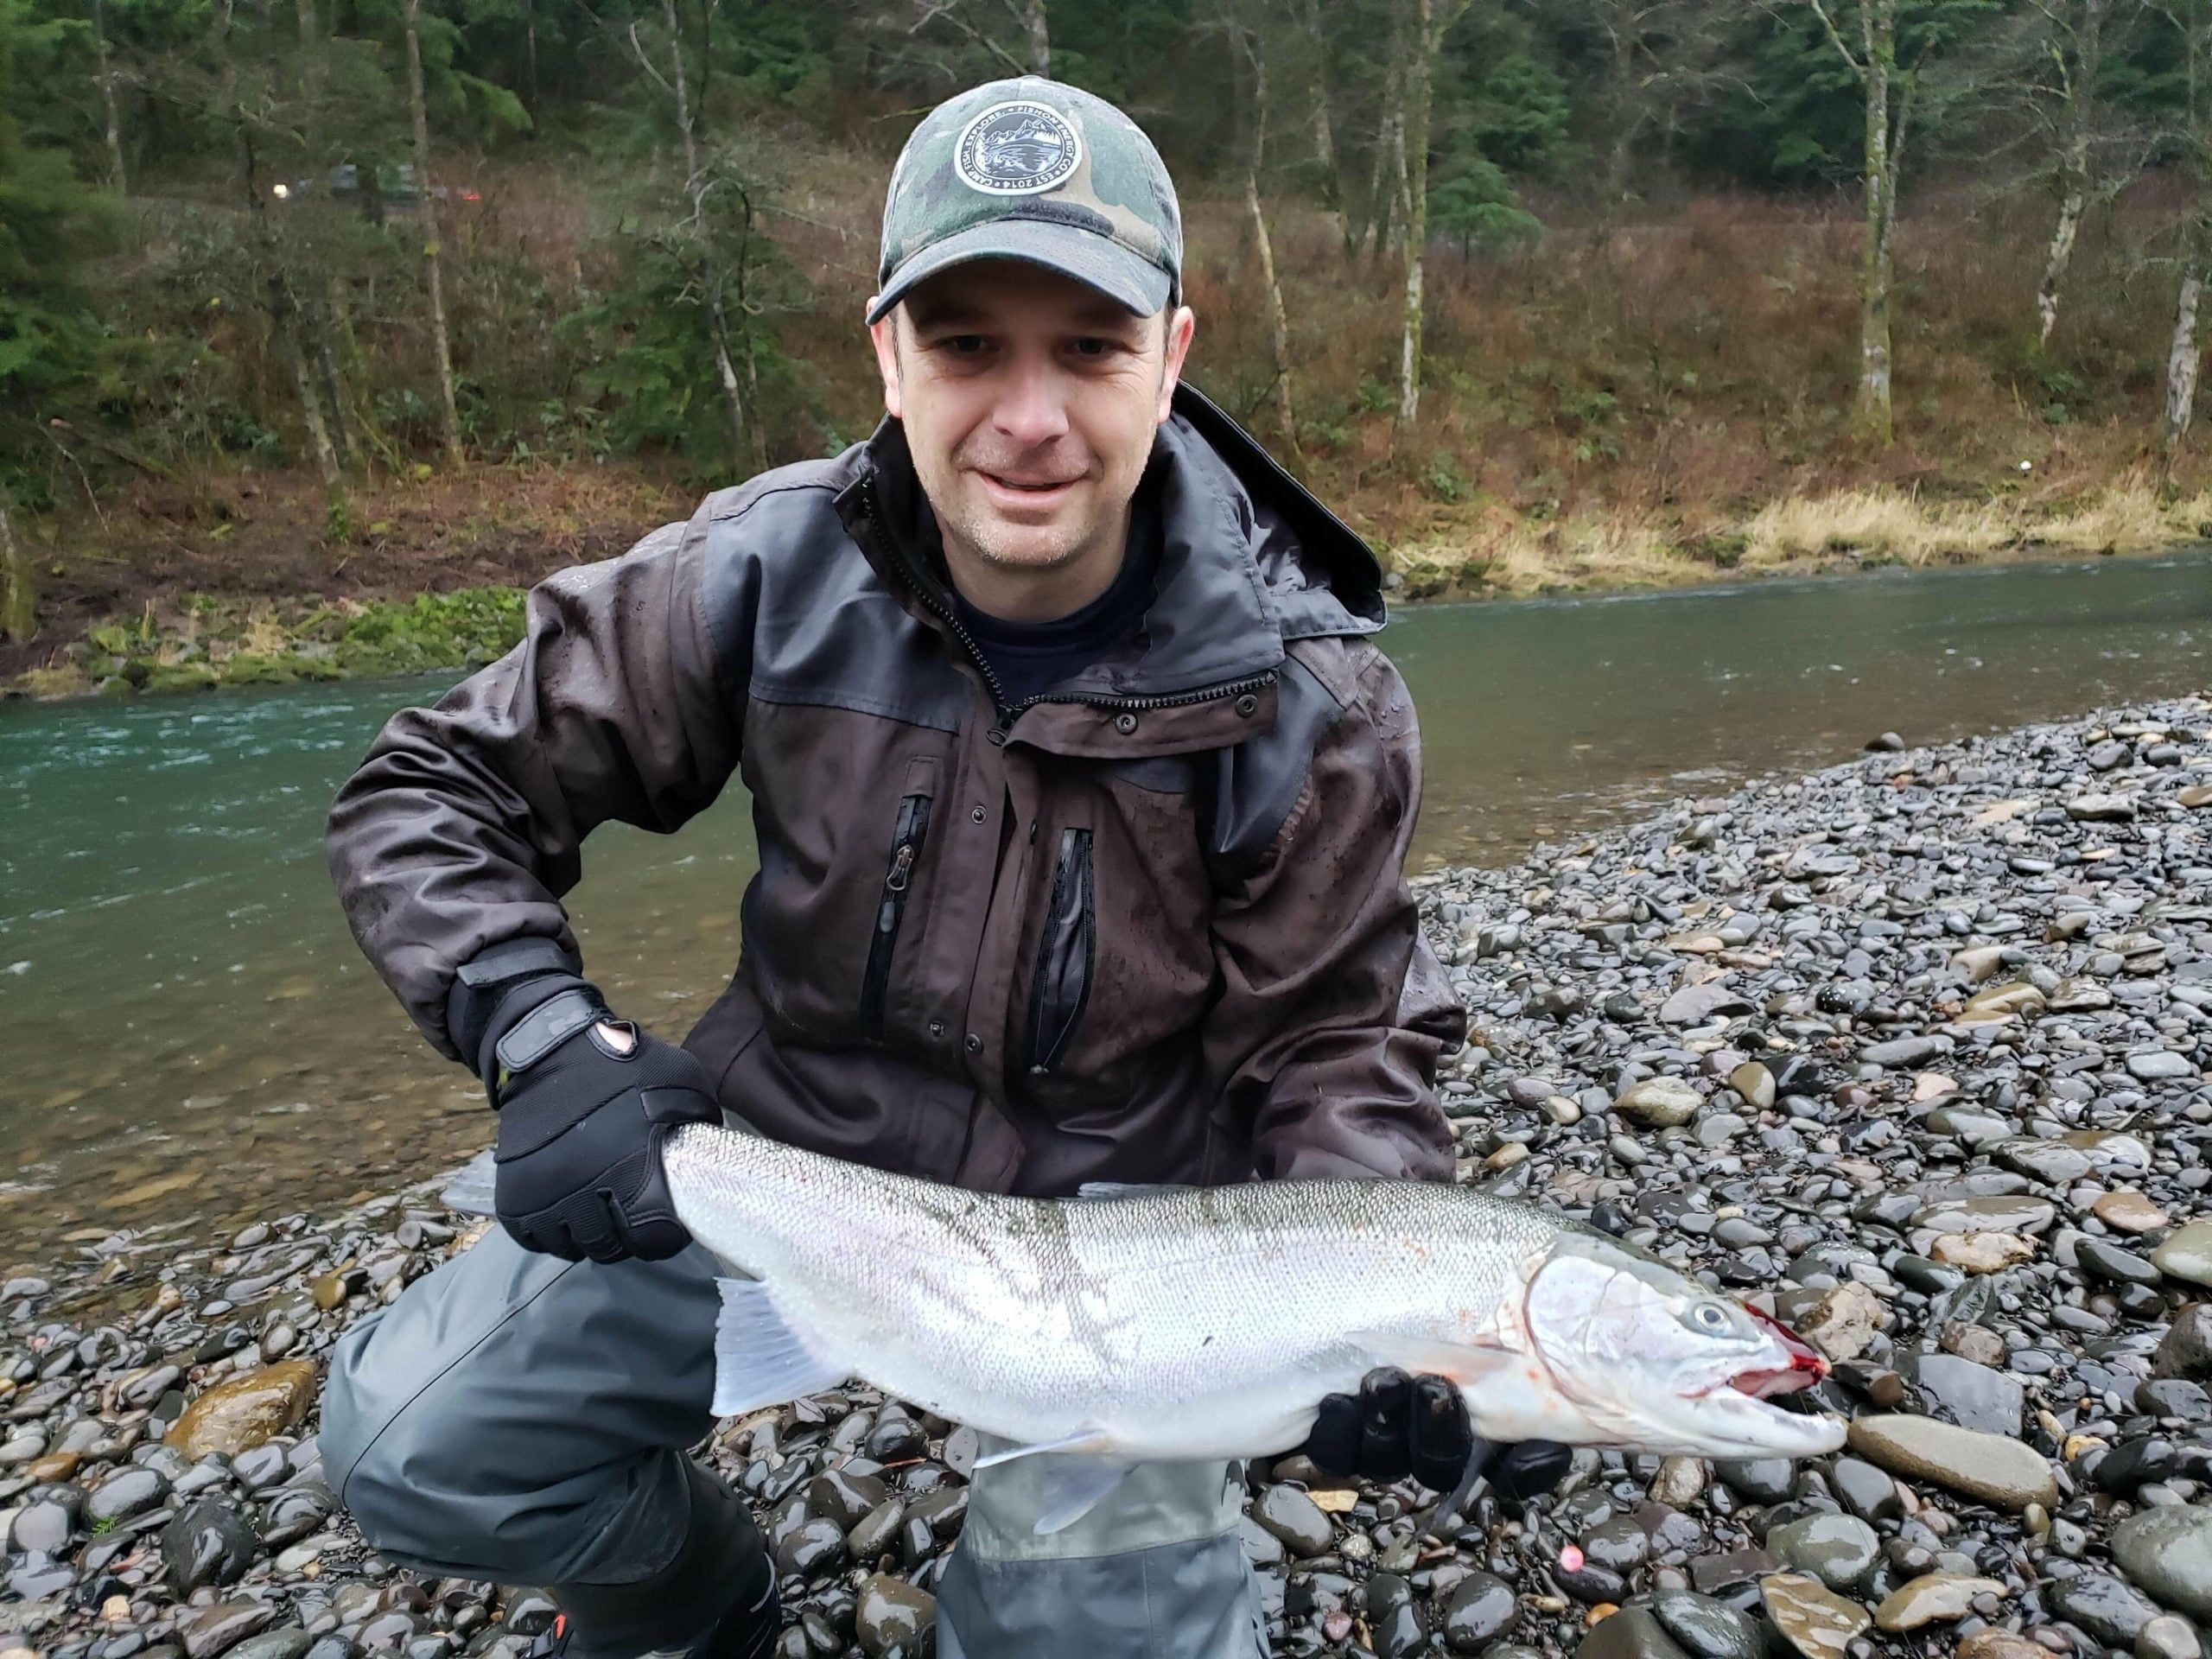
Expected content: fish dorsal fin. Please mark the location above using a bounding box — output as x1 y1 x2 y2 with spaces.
1073 1181 1187 1199
710 1278 850 1416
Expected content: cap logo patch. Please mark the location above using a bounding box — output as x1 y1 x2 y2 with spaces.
954 100 1081 196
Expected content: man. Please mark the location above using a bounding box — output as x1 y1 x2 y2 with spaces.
319 77 1561 1659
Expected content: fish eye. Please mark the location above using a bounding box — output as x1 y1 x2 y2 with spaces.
1687 1301 1733 1336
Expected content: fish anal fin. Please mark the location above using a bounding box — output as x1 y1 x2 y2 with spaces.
973 1427 1116 1470
710 1278 849 1416
1030 1457 1136 1536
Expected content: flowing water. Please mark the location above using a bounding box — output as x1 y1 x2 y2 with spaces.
3 552 2208 1255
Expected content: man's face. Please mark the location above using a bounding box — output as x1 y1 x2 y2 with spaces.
868 261 1196 580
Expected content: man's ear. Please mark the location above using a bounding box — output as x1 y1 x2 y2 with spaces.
867 302 904 421
1155 305 1197 425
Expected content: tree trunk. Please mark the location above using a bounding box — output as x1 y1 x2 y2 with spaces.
658 0 754 474
2038 0 2107 346
2038 181 2086 347
92 0 127 195
524 0 539 118
1854 0 1895 445
1247 172 1302 463
1395 0 1434 427
405 0 466 467
1024 0 1049 76
2163 220 2208 483
1293 0 1343 218
0 496 35 646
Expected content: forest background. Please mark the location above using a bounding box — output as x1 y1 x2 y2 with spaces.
8 0 2212 695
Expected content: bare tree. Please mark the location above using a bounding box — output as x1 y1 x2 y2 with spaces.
1567 0 1738 202
404 0 466 466
2012 0 2154 344
2158 0 2212 480
1394 0 1476 426
91 0 128 194
904 0 1049 78
1217 4 1302 460
629 0 766 474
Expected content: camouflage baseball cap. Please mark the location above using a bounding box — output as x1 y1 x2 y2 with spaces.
868 77 1183 326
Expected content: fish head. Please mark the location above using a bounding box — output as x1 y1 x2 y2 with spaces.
1459 1233 1844 1460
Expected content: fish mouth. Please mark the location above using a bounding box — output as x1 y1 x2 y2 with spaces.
1727 1306 1828 1400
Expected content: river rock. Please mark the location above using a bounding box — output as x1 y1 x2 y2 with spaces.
2079 1236 2164 1287
1615 1077 1704 1127
1577 1606 1688 1659
86 1464 170 1525
226 1631 312 1659
2048 1572 2162 1646
2153 1306 2212 1382
854 1574 933 1658
1796 1282 1882 1362
2112 1505 2212 1620
1252 1484 1332 1556
1440 1571 1517 1651
1759 1571 1871 1659
162 1494 258 1593
183 1602 276 1659
2153 1221 2212 1289
1956 1634 2049 1659
1901 1353 2024 1435
1873 1573 2005 1631
1846 1414 2057 1510
2094 1190 2170 1233
2125 1048 2196 1080
167 1361 316 1459
1932 1232 2035 1274
1649 1592 1763 1659
1862 1036 1948 1069
1914 1195 2056 1235
1764 1514 1878 1593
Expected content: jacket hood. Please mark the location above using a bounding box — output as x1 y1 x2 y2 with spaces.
844 383 1385 705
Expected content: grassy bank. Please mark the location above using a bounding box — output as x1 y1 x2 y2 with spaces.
6 465 2207 702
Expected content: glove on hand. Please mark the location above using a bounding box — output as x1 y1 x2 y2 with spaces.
1304 1366 1573 1501
461 954 719 1264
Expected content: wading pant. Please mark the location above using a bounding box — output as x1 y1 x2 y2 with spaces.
320 1224 1266 1659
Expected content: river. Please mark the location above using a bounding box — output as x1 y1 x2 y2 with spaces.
3 552 2208 1255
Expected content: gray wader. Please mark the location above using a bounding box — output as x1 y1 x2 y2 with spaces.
321 1225 1267 1659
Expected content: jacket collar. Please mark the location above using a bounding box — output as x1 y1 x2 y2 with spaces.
836 384 1384 711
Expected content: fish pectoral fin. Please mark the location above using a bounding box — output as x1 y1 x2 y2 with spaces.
709 1277 849 1416
1027 1457 1137 1536
438 1147 498 1217
1072 1181 1188 1199
1344 1331 1519 1388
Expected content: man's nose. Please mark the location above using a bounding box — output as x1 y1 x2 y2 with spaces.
990 357 1071 450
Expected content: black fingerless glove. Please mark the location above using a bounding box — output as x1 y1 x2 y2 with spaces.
1305 1366 1573 1502
449 940 720 1264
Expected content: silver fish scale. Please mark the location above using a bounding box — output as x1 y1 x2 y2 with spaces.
664 1126 1564 1459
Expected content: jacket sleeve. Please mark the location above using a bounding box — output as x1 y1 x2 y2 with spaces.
326 504 750 1059
1204 643 1464 1184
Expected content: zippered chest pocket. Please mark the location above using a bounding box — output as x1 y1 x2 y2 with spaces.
1027 828 1095 1076
861 785 934 1042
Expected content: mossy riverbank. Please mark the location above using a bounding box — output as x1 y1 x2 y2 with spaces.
5 477 2209 703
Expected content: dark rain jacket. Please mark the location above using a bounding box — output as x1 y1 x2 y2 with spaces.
327 386 1461 1197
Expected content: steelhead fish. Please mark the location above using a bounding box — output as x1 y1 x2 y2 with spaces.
445 1127 1843 1532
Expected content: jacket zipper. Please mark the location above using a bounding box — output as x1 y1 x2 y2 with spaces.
861 476 1278 727
861 791 931 1042
1027 827 1096 1075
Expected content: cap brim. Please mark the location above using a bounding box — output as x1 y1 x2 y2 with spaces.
867 219 1173 325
